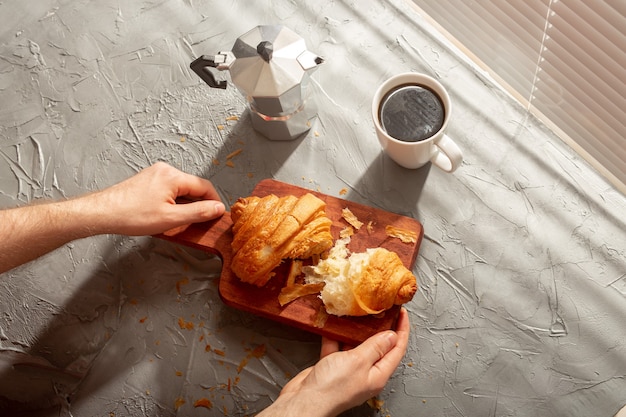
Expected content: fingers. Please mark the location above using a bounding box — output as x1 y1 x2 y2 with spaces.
347 308 410 383
147 162 223 202
394 307 410 342
177 173 222 202
320 337 340 359
172 199 226 223
372 308 410 377
355 331 398 366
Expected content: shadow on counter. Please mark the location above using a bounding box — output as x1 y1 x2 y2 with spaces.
0 234 320 415
0 115 318 415
198 107 311 206
348 151 431 223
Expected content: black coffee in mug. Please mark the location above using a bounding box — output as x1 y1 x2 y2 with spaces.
379 83 445 142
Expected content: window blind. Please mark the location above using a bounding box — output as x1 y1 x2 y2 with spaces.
410 0 626 194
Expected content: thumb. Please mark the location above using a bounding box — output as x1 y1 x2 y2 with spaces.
175 200 225 223
354 330 398 366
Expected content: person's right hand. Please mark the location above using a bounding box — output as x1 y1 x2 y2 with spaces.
0 162 226 274
86 161 225 236
258 307 410 417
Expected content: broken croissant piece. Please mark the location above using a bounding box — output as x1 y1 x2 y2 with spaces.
230 193 334 286
304 237 417 316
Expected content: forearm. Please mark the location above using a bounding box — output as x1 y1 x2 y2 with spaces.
257 391 338 417
0 196 104 273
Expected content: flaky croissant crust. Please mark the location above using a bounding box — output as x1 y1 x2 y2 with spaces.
351 248 417 315
230 193 334 286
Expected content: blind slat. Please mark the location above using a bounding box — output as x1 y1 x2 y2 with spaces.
537 103 626 179
411 0 626 192
534 85 626 153
539 51 626 126
550 7 626 81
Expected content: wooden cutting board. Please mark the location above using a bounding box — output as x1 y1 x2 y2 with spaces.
157 179 423 345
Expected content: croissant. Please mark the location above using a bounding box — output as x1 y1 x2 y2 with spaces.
230 193 334 286
304 237 417 316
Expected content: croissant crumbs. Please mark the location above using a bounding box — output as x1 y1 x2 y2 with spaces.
341 207 363 229
385 224 418 243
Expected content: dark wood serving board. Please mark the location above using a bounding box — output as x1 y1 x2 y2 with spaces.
157 179 423 345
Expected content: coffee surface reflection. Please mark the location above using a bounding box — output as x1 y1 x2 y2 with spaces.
379 84 445 142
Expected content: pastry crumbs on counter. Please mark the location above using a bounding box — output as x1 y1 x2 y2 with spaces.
174 397 185 410
180 137 186 142
205 344 212 352
251 344 266 358
237 344 267 373
139 316 147 323
193 398 213 409
247 172 254 178
217 124 225 130
226 115 239 121
367 397 384 410
226 160 235 168
226 148 243 159
339 188 348 195
213 348 226 356
213 158 220 165
178 317 194 330
175 370 183 377
237 356 250 374
176 277 189 294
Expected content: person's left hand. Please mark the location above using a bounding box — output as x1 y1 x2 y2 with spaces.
258 308 410 417
87 162 225 236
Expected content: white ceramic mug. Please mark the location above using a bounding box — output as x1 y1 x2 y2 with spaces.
372 72 463 172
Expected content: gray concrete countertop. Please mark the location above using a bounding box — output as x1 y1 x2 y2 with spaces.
1 0 625 416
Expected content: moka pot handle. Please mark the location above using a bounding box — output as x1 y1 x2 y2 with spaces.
190 52 233 89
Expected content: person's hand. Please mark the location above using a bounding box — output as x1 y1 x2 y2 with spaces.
0 162 225 273
259 308 410 417
86 162 225 236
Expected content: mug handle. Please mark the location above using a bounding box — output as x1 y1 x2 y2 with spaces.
430 134 463 172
